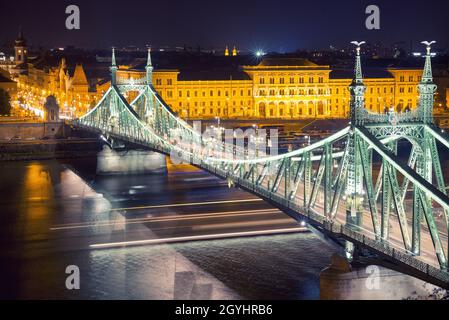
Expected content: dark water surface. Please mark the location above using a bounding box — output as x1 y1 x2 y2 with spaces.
0 157 337 299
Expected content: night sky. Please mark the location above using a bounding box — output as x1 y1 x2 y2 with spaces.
1 0 449 51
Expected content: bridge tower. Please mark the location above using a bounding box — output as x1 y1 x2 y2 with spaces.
344 41 366 259
346 42 366 228
344 40 448 269
418 41 437 124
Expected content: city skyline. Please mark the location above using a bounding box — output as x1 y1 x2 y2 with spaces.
2 0 449 303
1 0 449 51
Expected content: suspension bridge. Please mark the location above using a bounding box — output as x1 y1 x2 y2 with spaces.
73 41 449 289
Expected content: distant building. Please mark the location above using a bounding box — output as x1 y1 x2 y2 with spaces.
15 47 110 117
15 27 27 65
8 30 427 120
10 27 28 76
0 52 15 74
16 56 108 117
0 28 27 76
224 46 237 57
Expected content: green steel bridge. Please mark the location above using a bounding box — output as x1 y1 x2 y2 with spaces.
73 42 449 289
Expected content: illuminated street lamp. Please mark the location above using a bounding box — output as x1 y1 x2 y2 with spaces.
304 135 311 146
255 50 265 57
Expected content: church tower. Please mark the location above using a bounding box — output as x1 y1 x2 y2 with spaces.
14 27 27 65
232 46 237 56
224 46 229 56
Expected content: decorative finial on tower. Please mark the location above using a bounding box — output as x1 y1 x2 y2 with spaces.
15 26 26 46
18 26 24 40
146 46 152 67
111 47 117 67
111 47 117 85
146 46 154 85
350 41 366 84
421 41 436 83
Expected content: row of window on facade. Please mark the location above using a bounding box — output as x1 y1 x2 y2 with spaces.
162 85 416 100
154 76 330 86
258 76 325 84
185 103 328 117
399 75 421 82
154 75 422 86
255 75 421 84
258 88 328 96
173 89 253 98
185 107 248 116
178 100 252 108
154 79 173 85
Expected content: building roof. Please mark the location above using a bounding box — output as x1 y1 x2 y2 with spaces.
330 68 394 79
386 58 424 69
257 57 318 67
178 69 250 81
71 64 89 86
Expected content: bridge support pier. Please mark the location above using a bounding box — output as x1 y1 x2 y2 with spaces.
97 145 167 175
320 254 445 300
345 212 363 227
344 207 363 261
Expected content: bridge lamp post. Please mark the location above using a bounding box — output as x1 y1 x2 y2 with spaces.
252 124 261 156
304 135 310 146
203 136 213 157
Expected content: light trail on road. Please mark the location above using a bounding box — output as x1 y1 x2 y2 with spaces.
108 198 263 211
50 208 282 230
89 227 308 249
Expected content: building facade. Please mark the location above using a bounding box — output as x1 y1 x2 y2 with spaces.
16 57 106 118
139 57 423 119
12 49 424 120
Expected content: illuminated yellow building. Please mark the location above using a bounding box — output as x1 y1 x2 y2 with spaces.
8 29 425 119
15 52 423 120
137 57 423 119
16 58 105 117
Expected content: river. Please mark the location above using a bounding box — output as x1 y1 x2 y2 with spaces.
0 156 338 299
